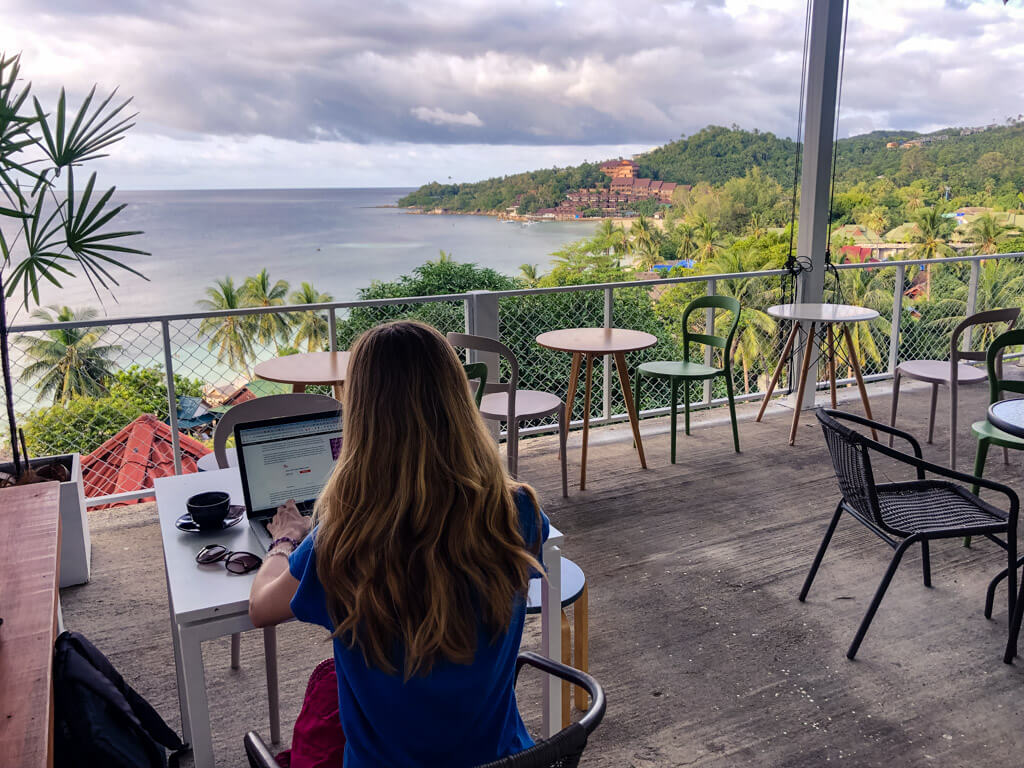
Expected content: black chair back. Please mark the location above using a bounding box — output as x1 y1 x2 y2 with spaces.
817 409 884 528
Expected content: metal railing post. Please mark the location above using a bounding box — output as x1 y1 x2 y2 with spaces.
328 307 338 352
161 320 183 475
603 287 613 419
889 264 905 375
964 259 980 352
704 279 717 405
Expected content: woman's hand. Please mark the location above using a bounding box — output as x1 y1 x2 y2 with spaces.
267 499 311 543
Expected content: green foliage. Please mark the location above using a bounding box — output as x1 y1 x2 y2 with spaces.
107 365 203 420
22 395 139 457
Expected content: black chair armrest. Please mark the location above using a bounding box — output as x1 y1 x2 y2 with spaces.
244 731 278 768
514 651 606 735
821 408 924 460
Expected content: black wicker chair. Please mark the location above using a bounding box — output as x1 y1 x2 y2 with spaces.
803 408 1019 660
243 652 606 768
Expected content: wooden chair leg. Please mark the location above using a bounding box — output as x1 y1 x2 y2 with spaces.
826 324 838 408
789 323 816 446
561 610 571 729
574 586 589 712
842 325 878 440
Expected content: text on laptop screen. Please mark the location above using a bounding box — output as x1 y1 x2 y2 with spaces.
237 416 342 513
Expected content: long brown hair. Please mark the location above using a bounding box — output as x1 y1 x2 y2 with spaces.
314 321 542 678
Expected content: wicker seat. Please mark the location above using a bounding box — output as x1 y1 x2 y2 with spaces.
801 408 1019 661
243 652 606 768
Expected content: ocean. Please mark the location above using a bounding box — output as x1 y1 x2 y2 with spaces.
25 187 595 321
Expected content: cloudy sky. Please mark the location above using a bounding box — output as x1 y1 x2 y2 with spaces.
6 0 1023 189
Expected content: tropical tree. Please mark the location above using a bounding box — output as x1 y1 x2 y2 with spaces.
197 277 255 376
909 208 955 260
694 215 724 264
593 219 629 259
927 259 1024 350
0 53 146 473
829 267 892 377
518 263 540 287
675 223 697 262
15 306 120 404
290 282 334 352
966 214 1007 255
242 268 291 351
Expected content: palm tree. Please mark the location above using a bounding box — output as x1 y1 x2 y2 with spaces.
830 268 892 378
629 216 658 262
242 269 291 352
928 260 1024 350
675 223 697 262
909 208 955 260
702 248 780 393
290 282 334 352
198 277 255 376
966 214 1007 255
694 215 724 264
593 219 630 259
518 263 540 286
16 306 121 404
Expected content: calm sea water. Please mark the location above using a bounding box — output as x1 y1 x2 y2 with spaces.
28 187 595 320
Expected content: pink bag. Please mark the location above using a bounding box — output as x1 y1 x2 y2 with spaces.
275 658 346 768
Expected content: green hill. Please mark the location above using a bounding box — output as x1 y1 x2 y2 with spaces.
398 123 1024 215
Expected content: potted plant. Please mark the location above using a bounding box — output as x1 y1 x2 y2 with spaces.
0 52 147 585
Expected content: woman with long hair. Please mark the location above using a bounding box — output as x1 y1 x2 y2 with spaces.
249 320 549 767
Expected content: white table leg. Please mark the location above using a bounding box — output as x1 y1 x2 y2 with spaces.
541 542 563 738
264 627 281 744
165 559 191 744
179 627 215 768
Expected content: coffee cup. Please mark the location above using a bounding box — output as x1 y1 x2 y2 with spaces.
186 491 232 530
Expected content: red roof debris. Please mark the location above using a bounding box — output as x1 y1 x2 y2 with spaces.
82 413 212 508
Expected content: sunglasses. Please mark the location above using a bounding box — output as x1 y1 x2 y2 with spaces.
195 544 263 574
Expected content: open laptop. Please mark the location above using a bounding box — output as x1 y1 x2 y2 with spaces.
234 408 343 552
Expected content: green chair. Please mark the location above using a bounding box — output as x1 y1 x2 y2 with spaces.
463 362 488 407
971 328 1024 486
634 295 741 463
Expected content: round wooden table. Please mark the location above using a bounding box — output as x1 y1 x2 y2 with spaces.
253 351 350 400
988 399 1024 439
756 303 880 445
536 328 657 490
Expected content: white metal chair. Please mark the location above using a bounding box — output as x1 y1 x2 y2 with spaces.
889 307 1019 469
211 392 340 744
447 332 568 497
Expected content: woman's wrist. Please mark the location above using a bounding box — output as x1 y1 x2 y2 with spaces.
268 536 300 553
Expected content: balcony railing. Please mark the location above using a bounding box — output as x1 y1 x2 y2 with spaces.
4 251 1022 507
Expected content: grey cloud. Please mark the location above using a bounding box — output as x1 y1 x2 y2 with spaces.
12 0 1024 148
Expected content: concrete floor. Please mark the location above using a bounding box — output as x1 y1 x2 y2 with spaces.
61 378 1024 767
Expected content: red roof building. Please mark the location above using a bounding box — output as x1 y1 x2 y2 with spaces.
82 413 212 507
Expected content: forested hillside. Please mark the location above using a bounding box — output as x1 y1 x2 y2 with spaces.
398 123 1024 215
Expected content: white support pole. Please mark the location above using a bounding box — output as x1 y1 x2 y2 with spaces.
964 259 980 352
603 287 613 419
792 0 846 410
889 264 905 374
704 280 717 405
161 320 183 475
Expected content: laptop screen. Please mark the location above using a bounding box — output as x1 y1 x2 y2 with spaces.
235 410 342 517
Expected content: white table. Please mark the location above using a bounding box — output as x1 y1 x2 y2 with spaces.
755 303 880 445
155 468 566 768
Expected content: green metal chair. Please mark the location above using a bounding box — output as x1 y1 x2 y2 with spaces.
633 295 741 463
971 328 1024 485
463 362 488 407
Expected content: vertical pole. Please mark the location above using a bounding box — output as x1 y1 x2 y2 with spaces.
603 287 613 419
889 264 905 374
467 291 500 441
704 279 717 405
162 320 183 475
964 259 980 352
792 0 846 410
328 307 338 352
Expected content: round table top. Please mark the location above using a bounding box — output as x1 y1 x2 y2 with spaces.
536 327 658 354
767 303 879 323
254 350 350 386
988 398 1024 439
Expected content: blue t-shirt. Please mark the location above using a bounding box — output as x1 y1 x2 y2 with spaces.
288 488 550 768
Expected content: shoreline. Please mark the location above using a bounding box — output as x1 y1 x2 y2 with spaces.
399 205 656 228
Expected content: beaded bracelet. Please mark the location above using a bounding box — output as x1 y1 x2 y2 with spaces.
269 536 300 553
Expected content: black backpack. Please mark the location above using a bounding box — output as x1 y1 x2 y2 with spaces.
53 631 190 768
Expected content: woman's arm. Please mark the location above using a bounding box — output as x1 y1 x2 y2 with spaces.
249 500 310 628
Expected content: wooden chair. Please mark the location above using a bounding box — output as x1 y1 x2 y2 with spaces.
890 307 1019 469
211 392 341 744
633 295 741 463
447 332 568 497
